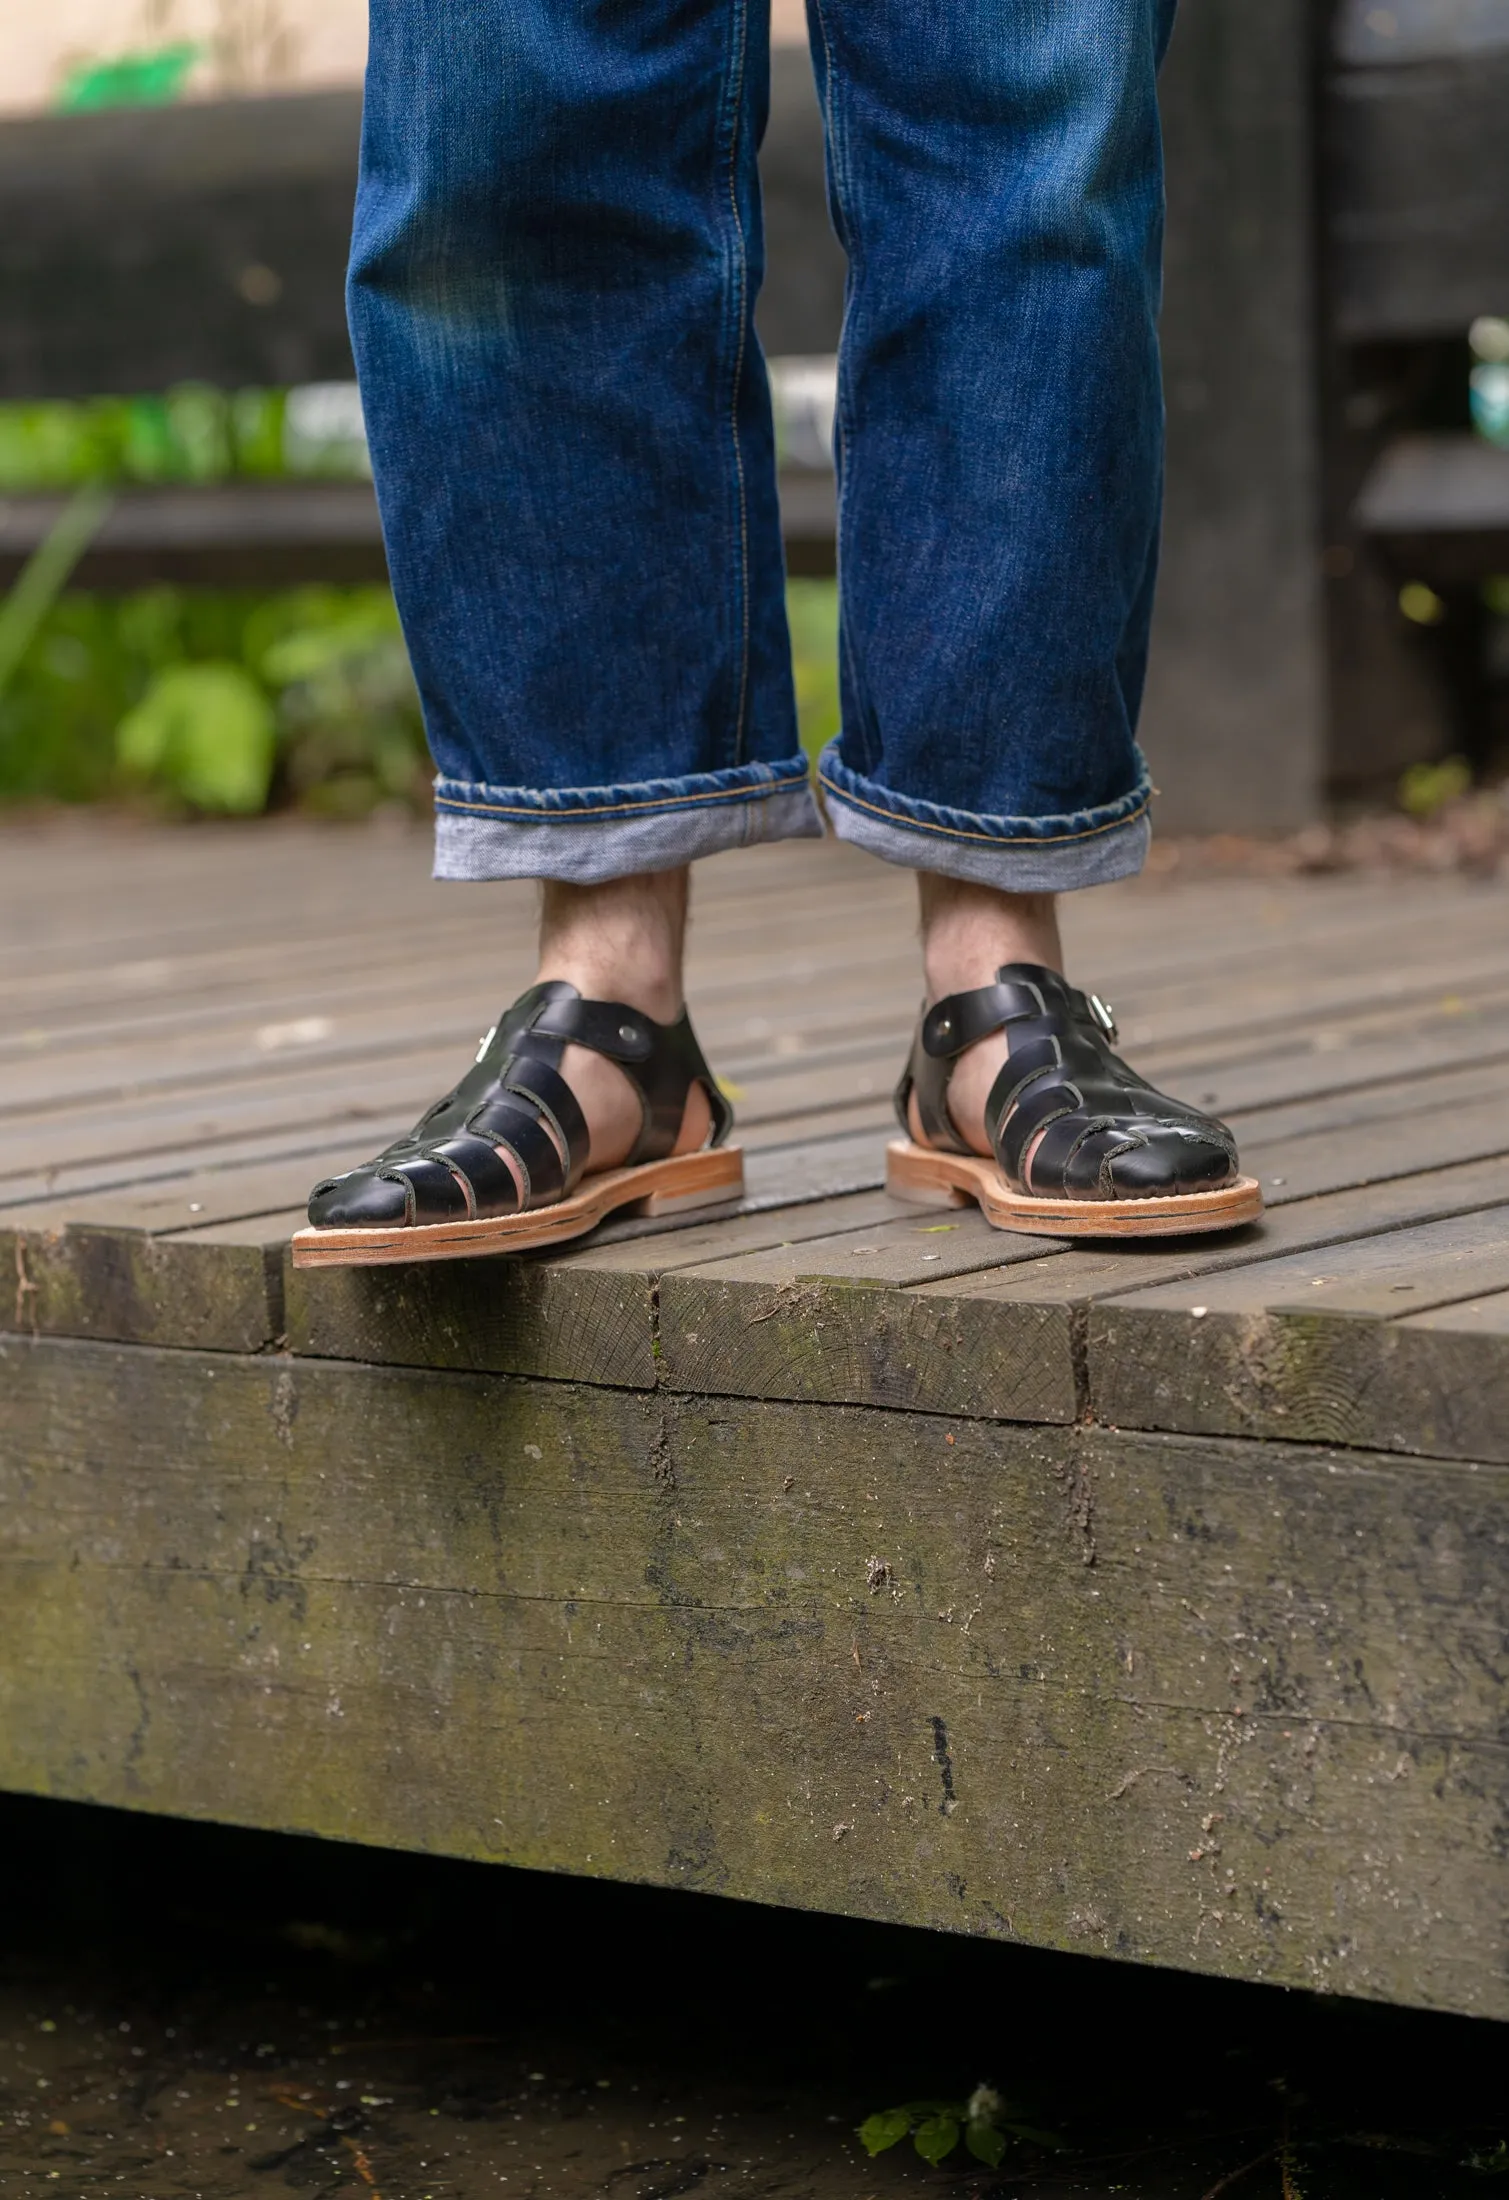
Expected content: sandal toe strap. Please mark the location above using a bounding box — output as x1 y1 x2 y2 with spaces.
465 1095 569 1206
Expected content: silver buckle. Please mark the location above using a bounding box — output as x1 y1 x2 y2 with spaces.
1088 993 1118 1042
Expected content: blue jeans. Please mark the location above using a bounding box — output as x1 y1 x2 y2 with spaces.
350 0 1175 890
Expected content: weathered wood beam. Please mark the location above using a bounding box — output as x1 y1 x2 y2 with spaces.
2 1332 1503 2019
1139 0 1325 834
0 482 387 592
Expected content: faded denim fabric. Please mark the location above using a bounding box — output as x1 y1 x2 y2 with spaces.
349 0 1177 887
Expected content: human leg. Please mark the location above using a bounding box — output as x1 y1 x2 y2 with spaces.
810 0 1175 888
910 877 1062 1158
807 0 1255 1227
348 0 821 880
304 0 827 1260
535 868 713 1173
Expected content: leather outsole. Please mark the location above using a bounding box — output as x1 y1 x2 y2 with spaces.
885 1137 1263 1238
292 1144 744 1267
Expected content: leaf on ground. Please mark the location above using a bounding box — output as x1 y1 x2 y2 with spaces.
966 2120 1007 2168
857 2108 911 2156
913 2114 961 2166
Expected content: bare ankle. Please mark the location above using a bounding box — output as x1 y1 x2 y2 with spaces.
913 874 1063 1158
537 867 690 1024
917 873 1063 1004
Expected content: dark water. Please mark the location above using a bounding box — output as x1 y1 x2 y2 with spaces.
0 1794 1501 2199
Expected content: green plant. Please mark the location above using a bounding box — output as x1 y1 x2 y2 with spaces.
858 2083 1063 2170
117 662 277 813
0 386 304 494
787 578 839 768
0 585 429 816
54 42 202 110
1398 754 1472 820
256 590 430 815
0 485 112 702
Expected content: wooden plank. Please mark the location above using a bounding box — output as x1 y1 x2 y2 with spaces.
1183 1009 1509 1122
0 1047 468 1198
5 1212 286 1357
0 483 388 593
1238 1084 1509 1203
1088 1205 1509 1461
918 1151 1509 1316
1 1335 1503 2018
1232 1053 1509 1152
662 1150 1509 1424
1354 433 1509 590
660 1260 1075 1423
284 1191 906 1384
8 871 1506 1175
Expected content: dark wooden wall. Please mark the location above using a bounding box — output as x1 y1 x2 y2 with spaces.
0 94 360 400
1139 0 1326 834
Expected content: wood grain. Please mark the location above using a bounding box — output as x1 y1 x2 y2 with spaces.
2 1334 1503 2018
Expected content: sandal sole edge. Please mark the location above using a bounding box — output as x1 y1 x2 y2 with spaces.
291 1145 745 1267
885 1138 1263 1239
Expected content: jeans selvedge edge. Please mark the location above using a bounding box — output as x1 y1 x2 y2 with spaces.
433 772 824 883
817 743 1153 892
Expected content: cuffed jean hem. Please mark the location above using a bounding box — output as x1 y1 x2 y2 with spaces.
432 756 824 883
817 744 1152 893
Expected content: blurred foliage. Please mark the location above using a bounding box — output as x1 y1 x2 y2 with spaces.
0 587 431 817
0 578 842 819
117 664 277 813
54 44 202 111
787 579 839 768
0 388 839 817
1398 753 1473 821
0 386 289 492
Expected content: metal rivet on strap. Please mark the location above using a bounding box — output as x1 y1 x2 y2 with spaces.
937 1015 952 1035
619 1023 638 1043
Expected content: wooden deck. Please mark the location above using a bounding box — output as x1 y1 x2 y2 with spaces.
2 815 1506 2023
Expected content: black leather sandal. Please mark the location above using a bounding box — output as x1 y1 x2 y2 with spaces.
888 963 1261 1238
292 981 740 1268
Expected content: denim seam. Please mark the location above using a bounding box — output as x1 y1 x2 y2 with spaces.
436 769 811 823
721 0 752 762
818 766 1151 848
